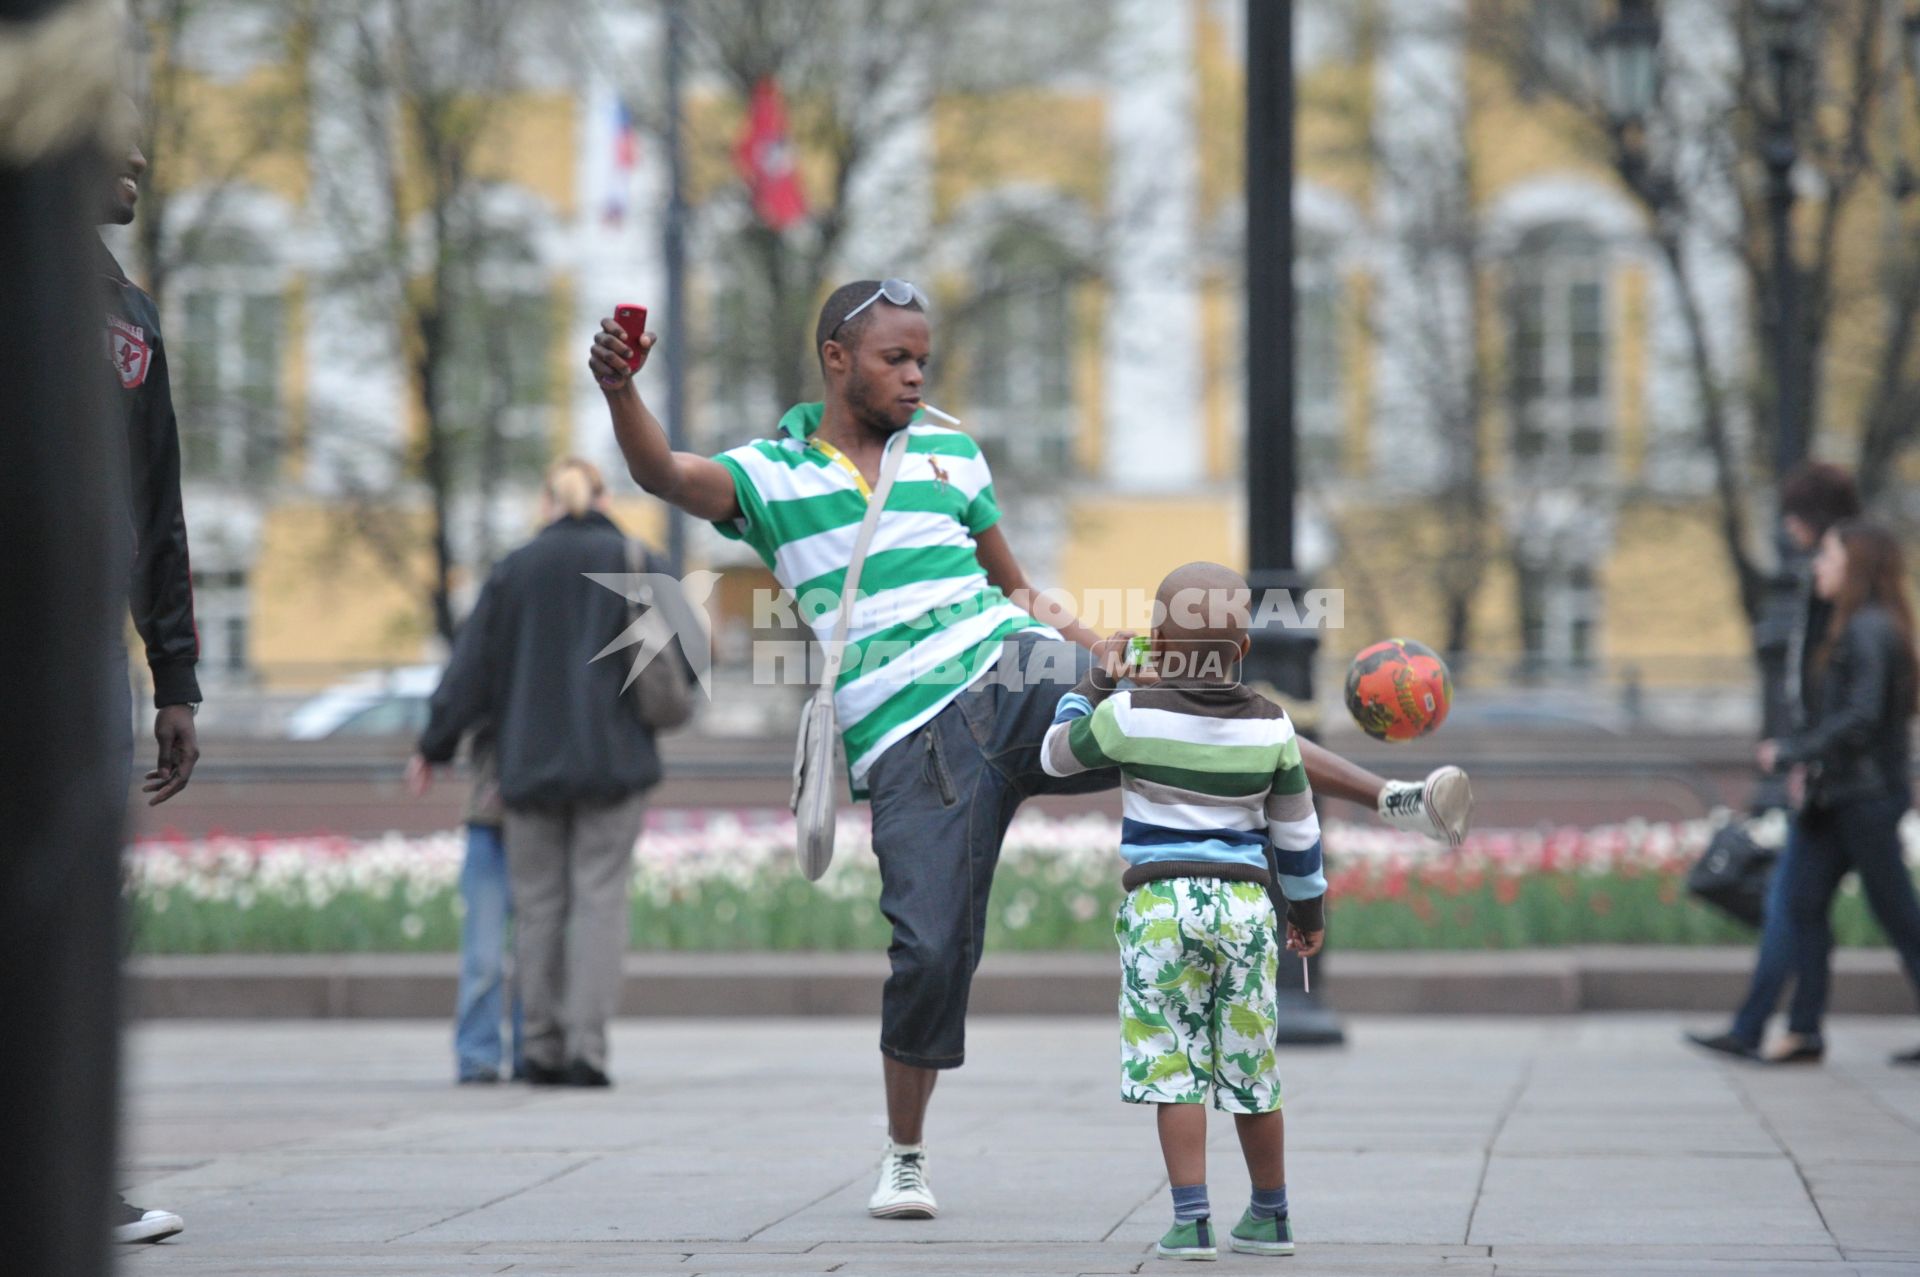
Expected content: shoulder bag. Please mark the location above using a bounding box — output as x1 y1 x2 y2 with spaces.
792 430 908 880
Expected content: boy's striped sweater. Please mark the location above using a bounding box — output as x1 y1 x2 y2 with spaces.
1040 675 1326 930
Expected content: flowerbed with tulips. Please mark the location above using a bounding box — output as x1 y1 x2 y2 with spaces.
124 811 1920 955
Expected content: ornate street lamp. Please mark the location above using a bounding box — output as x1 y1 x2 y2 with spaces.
1598 0 1660 126
1598 0 1663 204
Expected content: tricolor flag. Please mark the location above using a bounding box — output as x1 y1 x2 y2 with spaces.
734 77 808 232
604 97 638 226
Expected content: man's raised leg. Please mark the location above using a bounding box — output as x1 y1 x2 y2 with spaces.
1297 736 1472 846
1296 736 1385 806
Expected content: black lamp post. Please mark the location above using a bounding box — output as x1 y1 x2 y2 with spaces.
1244 0 1314 708
1600 0 1808 808
1245 0 1340 1046
1755 0 1809 481
661 0 690 578
1752 0 1811 811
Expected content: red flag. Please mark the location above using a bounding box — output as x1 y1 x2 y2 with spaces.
735 78 808 231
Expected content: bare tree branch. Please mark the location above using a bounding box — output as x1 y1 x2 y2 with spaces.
309 0 559 642
131 0 312 311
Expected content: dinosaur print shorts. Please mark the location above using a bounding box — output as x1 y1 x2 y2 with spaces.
1115 877 1284 1113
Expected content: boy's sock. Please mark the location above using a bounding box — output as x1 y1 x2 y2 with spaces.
1249 1184 1288 1220
1170 1183 1210 1222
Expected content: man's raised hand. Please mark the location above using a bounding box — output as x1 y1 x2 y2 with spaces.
590 317 655 390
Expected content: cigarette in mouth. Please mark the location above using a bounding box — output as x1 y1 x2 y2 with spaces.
919 402 960 426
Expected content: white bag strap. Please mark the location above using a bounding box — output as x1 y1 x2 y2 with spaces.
817 431 908 691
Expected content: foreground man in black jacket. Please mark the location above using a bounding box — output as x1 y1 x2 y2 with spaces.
100 101 200 1244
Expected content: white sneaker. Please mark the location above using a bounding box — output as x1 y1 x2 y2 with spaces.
112 1197 184 1243
867 1140 938 1219
1378 765 1473 847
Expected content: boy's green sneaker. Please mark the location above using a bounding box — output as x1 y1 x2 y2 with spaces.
1155 1217 1218 1261
1229 1207 1295 1256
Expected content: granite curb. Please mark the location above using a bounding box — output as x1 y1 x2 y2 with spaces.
125 946 1918 1019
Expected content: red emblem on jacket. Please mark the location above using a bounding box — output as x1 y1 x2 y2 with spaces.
107 315 151 389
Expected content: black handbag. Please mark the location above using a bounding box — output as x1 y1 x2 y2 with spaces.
1685 819 1779 929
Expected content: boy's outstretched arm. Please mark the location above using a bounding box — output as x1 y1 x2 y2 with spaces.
1268 732 1327 956
1038 633 1142 779
589 318 742 522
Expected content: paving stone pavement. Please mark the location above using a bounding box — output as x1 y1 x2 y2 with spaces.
116 1016 1920 1276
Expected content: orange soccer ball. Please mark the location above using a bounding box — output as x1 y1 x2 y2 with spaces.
1344 638 1452 742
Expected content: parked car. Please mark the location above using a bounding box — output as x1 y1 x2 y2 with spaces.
284 665 442 740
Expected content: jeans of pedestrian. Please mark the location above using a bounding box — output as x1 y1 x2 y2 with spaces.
867 632 1119 1070
503 791 649 1073
453 822 523 1080
1731 791 1920 1045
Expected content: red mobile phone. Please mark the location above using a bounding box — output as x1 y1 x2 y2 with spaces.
614 304 648 350
612 304 648 377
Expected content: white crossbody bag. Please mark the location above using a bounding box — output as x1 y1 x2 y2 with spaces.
791 430 908 881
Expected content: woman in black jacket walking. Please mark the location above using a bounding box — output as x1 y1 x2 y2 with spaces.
1691 520 1920 1064
414 459 664 1087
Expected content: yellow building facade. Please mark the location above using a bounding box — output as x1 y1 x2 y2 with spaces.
129 0 1895 709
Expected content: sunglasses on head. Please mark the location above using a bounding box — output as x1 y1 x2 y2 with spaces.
826 278 929 344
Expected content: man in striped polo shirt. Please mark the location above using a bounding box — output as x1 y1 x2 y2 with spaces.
707 395 1037 790
589 280 1471 1220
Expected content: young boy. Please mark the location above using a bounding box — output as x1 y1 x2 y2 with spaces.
1042 561 1325 1262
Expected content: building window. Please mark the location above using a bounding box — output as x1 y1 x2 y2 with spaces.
224 615 248 675
1518 557 1599 675
173 228 285 484
440 286 555 485
1296 243 1343 479
190 568 251 681
1507 224 1608 476
966 225 1078 476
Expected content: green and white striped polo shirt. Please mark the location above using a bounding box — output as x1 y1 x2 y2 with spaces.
711 402 1052 795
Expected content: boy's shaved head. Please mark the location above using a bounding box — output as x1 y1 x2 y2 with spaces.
1154 561 1253 645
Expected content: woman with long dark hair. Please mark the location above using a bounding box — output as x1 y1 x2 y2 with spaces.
1691 520 1920 1065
